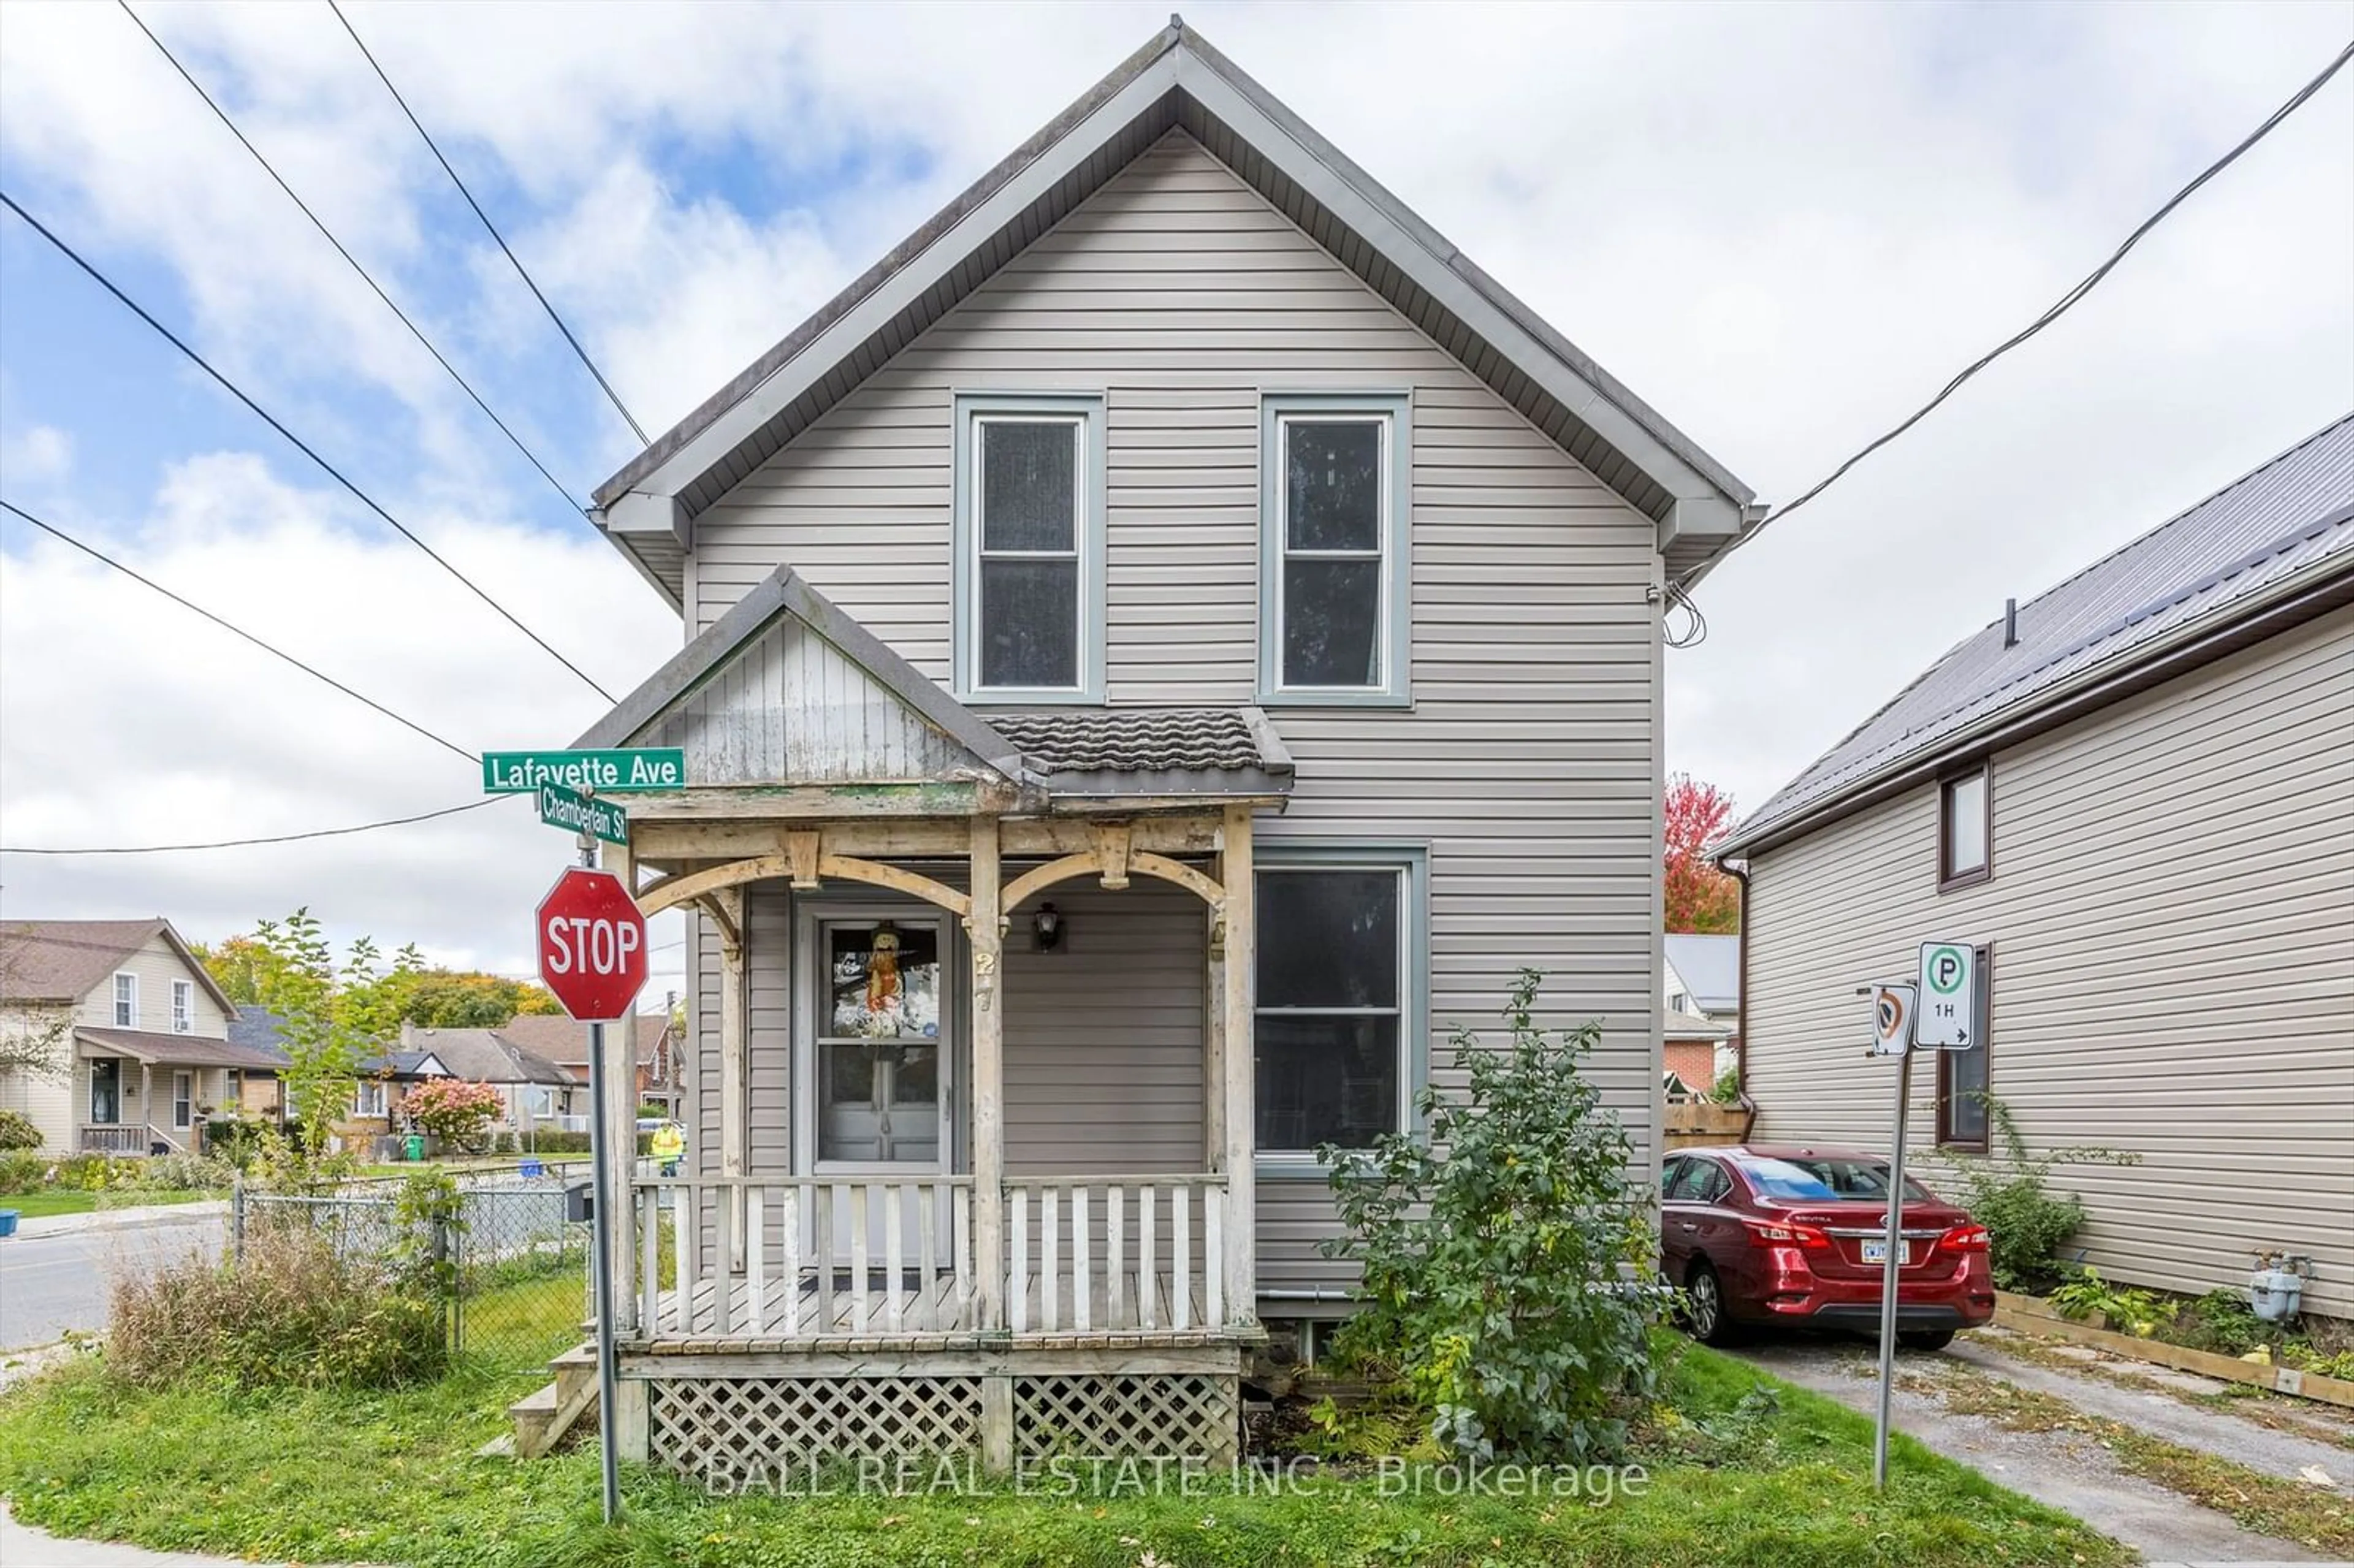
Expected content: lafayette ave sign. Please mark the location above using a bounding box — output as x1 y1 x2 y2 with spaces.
484 748 685 794
538 783 628 846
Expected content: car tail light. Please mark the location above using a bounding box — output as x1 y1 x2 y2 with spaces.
1937 1224 1990 1254
1743 1217 1831 1250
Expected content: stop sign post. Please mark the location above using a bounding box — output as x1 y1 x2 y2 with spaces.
536 867 649 1021
535 864 645 1526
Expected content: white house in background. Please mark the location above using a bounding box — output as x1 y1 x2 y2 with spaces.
1663 932 1740 1092
0 918 286 1155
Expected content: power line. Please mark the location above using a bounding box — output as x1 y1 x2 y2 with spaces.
327 0 652 447
2 499 480 766
116 0 592 526
0 797 506 856
1724 34 2354 558
0 188 617 703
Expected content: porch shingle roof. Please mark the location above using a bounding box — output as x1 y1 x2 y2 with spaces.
988 707 1293 797
76 1027 290 1070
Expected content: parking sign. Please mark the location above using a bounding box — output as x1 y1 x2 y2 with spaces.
1915 942 1977 1048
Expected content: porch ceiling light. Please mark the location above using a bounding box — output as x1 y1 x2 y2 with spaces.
1033 902 1064 953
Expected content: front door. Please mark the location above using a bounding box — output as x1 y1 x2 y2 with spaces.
90 1057 121 1125
801 912 957 1266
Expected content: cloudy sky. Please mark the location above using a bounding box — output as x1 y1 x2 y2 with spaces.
2 1 2350 997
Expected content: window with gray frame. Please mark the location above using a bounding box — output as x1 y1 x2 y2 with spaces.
1259 394 1411 704
1254 850 1425 1155
954 395 1105 702
1940 766 1990 888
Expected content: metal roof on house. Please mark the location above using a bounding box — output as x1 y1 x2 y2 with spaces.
75 1027 290 1071
987 707 1293 797
588 18 1759 602
1663 934 1740 1014
1722 413 2354 857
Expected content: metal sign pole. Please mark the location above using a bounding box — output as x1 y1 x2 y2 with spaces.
579 832 623 1524
1872 1042 1914 1491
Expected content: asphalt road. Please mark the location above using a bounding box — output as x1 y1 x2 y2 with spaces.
0 1212 224 1350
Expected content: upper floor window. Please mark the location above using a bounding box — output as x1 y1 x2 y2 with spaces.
171 979 194 1034
953 393 1105 703
1259 393 1411 706
113 972 137 1028
1254 845 1428 1163
1940 764 1991 890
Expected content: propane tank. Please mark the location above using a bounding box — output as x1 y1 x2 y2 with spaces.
2249 1252 2307 1323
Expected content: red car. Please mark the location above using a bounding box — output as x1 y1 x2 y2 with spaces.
1661 1144 1994 1350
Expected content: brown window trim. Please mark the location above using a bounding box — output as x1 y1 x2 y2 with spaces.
1937 761 1994 893
1935 941 1993 1151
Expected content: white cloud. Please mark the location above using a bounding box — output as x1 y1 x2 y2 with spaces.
1 425 72 485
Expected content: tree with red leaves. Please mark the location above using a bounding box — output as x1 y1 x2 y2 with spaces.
1665 774 1742 934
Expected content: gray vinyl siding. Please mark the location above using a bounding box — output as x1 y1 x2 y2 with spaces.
682 129 1665 1296
1745 606 2354 1317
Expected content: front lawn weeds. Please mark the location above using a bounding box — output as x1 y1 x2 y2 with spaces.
0 1338 2127 1567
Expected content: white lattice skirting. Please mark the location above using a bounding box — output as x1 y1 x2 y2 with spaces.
646 1371 1240 1476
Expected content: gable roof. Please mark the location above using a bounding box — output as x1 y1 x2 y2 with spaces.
1663 934 1740 1014
1721 413 2354 858
493 1013 671 1068
396 1027 577 1087
0 918 240 1015
590 18 1759 602
228 1005 293 1067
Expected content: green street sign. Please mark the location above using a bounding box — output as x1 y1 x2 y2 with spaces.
482 748 686 794
537 783 628 845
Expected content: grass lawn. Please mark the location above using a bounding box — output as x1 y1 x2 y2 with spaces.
0 1320 2127 1568
0 1188 217 1219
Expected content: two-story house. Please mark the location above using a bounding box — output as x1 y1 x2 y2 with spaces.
1718 415 2353 1319
551 20 1760 1476
0 918 286 1155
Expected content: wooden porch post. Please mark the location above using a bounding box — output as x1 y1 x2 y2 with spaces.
969 816 1005 1333
1203 902 1225 1173
606 838 641 1334
1219 805 1256 1326
715 887 748 1270
139 1061 153 1147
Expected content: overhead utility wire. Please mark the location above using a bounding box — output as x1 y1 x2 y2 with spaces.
0 499 479 767
116 1 591 526
327 0 652 447
0 798 507 856
1717 34 2354 559
0 190 617 703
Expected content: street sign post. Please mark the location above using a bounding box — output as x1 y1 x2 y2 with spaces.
484 748 686 794
535 864 647 1527
1868 983 1916 1057
1915 941 1978 1048
1855 976 1926 1490
536 782 628 845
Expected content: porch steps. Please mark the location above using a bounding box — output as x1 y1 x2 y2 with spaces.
509 1344 599 1459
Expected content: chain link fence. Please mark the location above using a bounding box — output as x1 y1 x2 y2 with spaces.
235 1162 590 1366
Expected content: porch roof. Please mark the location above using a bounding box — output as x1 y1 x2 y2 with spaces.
76 1027 287 1071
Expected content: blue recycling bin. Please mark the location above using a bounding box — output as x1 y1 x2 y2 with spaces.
519 1158 546 1179
0 1210 19 1238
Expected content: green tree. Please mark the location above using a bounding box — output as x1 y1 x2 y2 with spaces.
230 913 384 1159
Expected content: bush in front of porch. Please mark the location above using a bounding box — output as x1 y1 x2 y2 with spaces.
1320 969 1667 1464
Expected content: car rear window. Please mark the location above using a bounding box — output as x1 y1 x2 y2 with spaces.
1736 1155 1931 1203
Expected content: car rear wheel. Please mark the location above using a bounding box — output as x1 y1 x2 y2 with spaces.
1684 1262 1737 1345
1897 1330 1956 1352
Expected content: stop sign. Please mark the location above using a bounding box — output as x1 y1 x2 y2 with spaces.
535 867 649 1022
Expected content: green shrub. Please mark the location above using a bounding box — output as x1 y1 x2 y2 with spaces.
201 1116 273 1168
0 1150 45 1195
106 1228 446 1390
1322 969 1664 1463
51 1153 145 1192
2048 1266 2162 1336
527 1131 591 1154
1944 1097 2135 1292
0 1109 41 1151
2176 1288 2265 1356
1707 1065 1742 1105
131 1152 238 1192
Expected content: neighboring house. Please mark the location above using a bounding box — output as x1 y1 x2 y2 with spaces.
1663 932 1740 1088
0 919 286 1155
494 1013 680 1121
558 19 1759 1473
1719 415 2354 1319
343 1026 581 1144
1663 1010 1732 1100
224 1006 293 1122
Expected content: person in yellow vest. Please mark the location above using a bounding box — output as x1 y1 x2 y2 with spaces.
650 1121 685 1178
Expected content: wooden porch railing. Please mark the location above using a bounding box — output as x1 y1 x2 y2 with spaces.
630 1173 1232 1342
80 1124 177 1155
